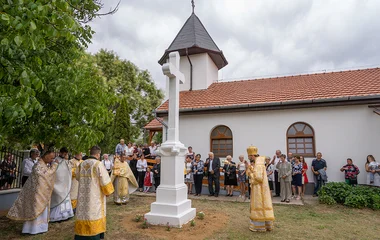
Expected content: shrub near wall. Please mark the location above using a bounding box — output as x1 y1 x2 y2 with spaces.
318 182 380 210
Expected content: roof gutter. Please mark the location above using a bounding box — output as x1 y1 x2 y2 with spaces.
186 48 193 91
155 94 380 114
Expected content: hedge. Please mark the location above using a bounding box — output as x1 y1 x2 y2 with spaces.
318 182 380 210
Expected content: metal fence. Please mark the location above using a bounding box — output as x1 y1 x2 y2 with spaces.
0 148 73 191
0 147 28 190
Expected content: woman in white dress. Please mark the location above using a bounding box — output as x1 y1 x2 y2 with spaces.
366 155 380 186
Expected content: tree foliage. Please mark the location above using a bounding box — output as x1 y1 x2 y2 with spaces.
0 1 162 153
0 0 117 151
95 50 164 152
10 53 114 152
112 97 135 142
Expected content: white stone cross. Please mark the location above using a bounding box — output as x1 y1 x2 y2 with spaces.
162 52 185 143
145 51 195 227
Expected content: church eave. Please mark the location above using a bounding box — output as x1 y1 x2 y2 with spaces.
158 46 228 69
155 95 380 116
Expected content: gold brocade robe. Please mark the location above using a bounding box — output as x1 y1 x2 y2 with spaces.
69 158 83 209
7 160 58 221
111 161 138 204
74 158 114 237
247 156 275 223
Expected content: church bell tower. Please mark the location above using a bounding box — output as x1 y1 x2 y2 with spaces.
158 2 228 94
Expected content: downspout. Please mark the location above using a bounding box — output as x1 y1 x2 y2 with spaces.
186 48 193 91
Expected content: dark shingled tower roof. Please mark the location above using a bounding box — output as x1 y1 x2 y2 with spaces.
158 13 228 69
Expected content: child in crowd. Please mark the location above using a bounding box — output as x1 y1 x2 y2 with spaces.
184 156 194 194
143 167 153 193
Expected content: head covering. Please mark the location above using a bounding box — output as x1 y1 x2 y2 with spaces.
247 146 258 156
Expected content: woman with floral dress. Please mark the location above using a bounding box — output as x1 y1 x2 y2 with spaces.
291 156 303 200
184 156 194 194
340 158 360 186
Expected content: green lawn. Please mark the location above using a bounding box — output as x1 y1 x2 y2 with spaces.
0 195 378 240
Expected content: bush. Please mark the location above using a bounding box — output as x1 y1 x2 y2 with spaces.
319 182 380 210
319 195 337 205
318 182 352 204
344 194 368 208
370 194 380 210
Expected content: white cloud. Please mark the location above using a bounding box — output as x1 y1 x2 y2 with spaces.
87 0 380 90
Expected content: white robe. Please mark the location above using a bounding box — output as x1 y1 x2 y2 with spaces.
50 157 74 222
22 207 49 234
49 195 74 222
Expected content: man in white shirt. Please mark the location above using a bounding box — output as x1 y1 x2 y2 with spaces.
149 142 157 159
102 154 113 176
270 150 282 197
205 152 220 197
21 149 39 186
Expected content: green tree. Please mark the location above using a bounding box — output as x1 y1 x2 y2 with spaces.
0 1 118 151
9 53 115 152
95 49 164 151
112 97 136 142
153 132 163 144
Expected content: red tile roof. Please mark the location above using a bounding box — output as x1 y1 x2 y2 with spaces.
157 68 380 112
144 118 163 129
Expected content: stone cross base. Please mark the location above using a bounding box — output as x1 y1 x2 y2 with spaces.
145 141 196 227
145 185 196 227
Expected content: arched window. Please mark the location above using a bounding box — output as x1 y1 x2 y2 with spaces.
210 125 233 157
287 122 315 157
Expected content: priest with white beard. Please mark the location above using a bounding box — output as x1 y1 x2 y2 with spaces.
50 147 74 222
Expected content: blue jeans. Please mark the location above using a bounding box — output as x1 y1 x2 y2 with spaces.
313 174 325 195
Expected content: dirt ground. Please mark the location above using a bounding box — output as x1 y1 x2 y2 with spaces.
1 194 380 240
123 209 228 240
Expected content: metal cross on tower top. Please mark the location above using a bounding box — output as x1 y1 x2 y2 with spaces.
191 0 195 14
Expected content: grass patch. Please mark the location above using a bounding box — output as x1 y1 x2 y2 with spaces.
0 195 378 239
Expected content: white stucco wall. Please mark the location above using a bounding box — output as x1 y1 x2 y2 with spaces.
162 105 380 184
178 53 218 92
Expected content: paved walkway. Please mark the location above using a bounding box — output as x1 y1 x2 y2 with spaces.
132 191 318 206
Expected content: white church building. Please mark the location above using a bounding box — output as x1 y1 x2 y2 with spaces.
148 11 380 185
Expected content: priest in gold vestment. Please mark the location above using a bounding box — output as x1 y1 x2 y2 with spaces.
69 152 83 211
7 150 58 235
111 154 138 205
246 146 275 232
75 146 114 240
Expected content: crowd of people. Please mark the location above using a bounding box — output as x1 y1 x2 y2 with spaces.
4 139 164 239
111 139 161 194
3 138 380 237
7 146 114 239
176 148 380 204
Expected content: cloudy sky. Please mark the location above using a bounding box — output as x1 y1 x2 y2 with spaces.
87 0 380 91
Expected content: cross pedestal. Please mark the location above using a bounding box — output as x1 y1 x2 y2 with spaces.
145 52 196 227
